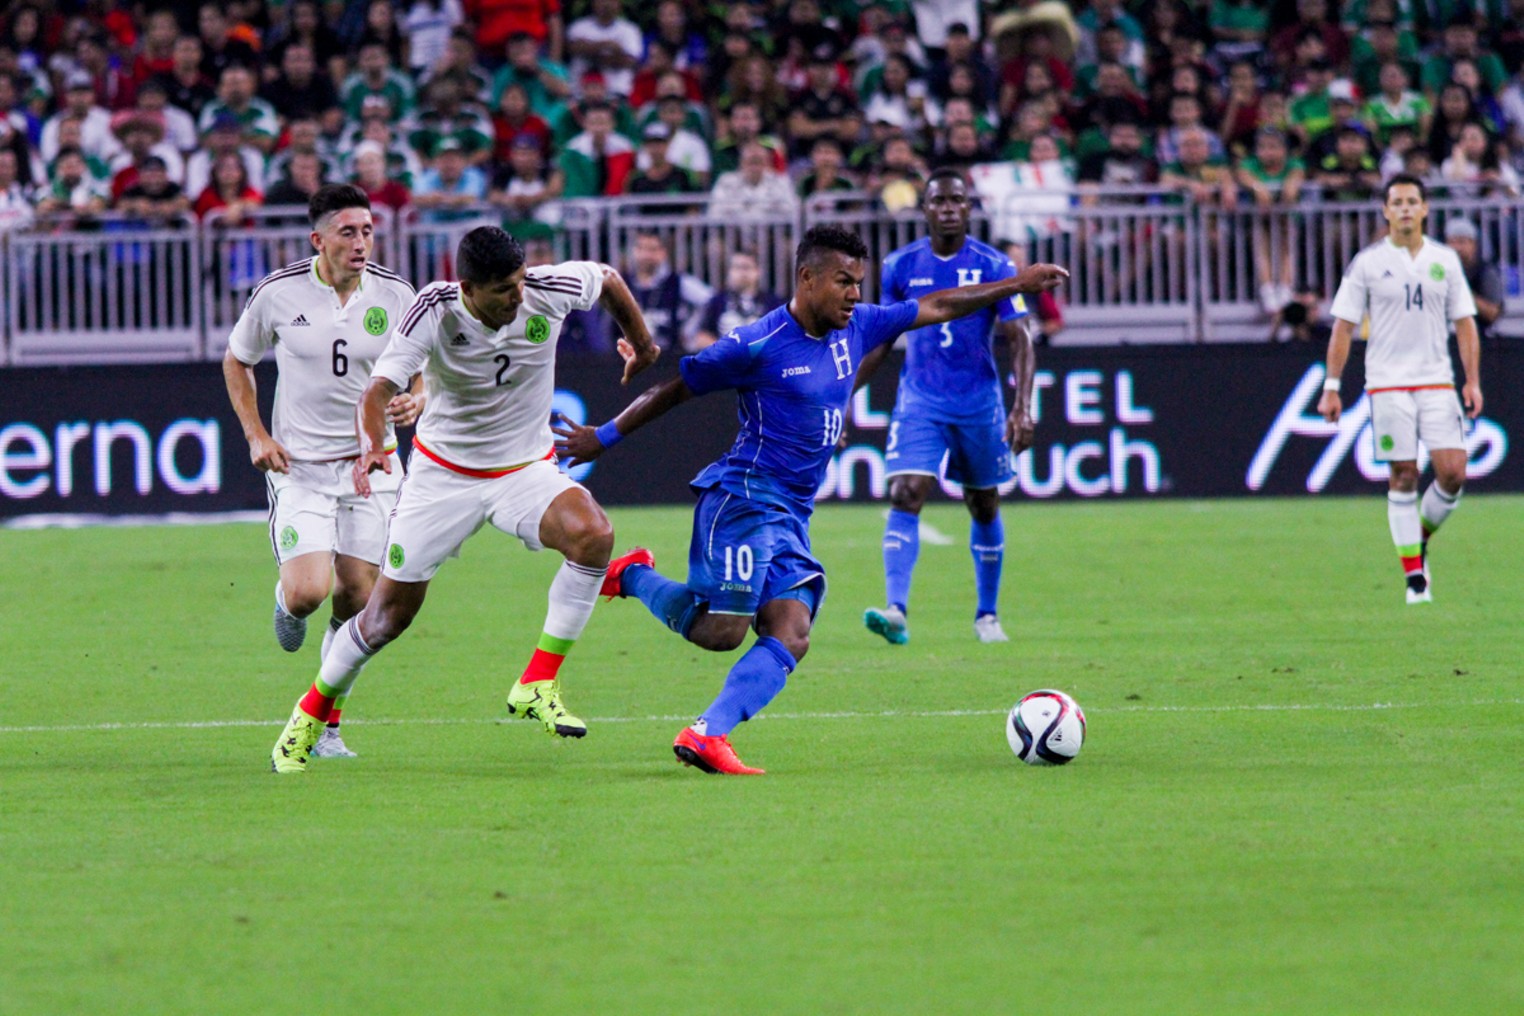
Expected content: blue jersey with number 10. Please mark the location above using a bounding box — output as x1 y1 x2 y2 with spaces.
679 299 920 518
881 237 1028 422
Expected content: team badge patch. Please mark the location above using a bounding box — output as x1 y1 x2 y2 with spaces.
280 526 299 550
389 543 405 569
1379 434 1395 452
364 306 389 335
1429 263 1445 282
525 315 550 344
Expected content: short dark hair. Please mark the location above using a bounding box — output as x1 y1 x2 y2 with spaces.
457 225 526 284
1384 173 1427 203
308 183 371 228
924 166 970 194
795 224 867 273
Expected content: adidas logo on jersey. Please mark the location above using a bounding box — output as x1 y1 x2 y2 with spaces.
289 314 310 326
450 332 469 346
1382 270 1394 278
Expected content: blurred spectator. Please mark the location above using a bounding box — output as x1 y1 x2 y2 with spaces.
937 120 993 173
490 31 572 122
1427 82 1480 161
264 117 343 191
623 229 712 351
135 78 198 154
3 4 50 83
1401 144 1441 186
1161 126 1237 208
636 70 709 137
710 141 800 220
1444 217 1505 340
342 39 418 123
1305 80 1371 165
1497 0 1524 73
428 28 495 99
265 1 346 84
870 135 928 212
796 137 857 198
640 93 711 186
463 0 564 64
185 113 266 199
691 249 782 350
35 144 108 220
198 65 281 155
350 111 426 188
1350 14 1420 99
0 147 36 232
1218 59 1264 154
646 0 707 73
929 22 995 107
361 0 410 67
406 75 494 163
559 100 633 197
264 150 328 207
413 136 488 220
854 19 928 97
194 149 262 224
155 36 216 120
1209 0 1270 65
352 139 412 213
261 42 340 122
75 30 135 111
402 0 466 77
41 69 120 165
197 4 259 83
862 54 935 139
1288 62 1340 143
631 43 703 111
549 70 635 142
1156 92 1226 165
624 121 698 207
108 110 184 199
712 102 787 176
775 0 843 60
1439 121 1521 196
1077 119 1157 195
1450 58 1507 136
1077 0 1145 68
567 0 642 98
1236 127 1306 313
1423 20 1508 97
707 28 759 100
0 95 41 191
1267 285 1331 344
491 83 552 163
1076 23 1144 99
1074 60 1149 151
787 44 863 159
1364 62 1432 147
489 134 562 226
1269 0 1348 74
1378 124 1419 178
1313 127 1382 200
997 18 1075 122
1501 70 1524 154
721 54 790 130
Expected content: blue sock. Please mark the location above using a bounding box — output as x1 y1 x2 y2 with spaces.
697 636 796 736
883 508 920 613
622 564 704 639
970 516 1004 617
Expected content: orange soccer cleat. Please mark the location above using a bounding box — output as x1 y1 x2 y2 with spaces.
673 726 765 775
601 547 655 600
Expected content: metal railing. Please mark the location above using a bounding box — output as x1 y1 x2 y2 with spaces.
1 189 1519 364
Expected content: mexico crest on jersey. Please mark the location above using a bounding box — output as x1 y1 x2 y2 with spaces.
1429 263 1445 282
364 306 389 335
525 315 550 344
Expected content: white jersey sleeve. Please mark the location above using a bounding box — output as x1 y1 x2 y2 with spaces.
522 261 605 318
1328 251 1369 325
373 282 452 391
1444 247 1478 322
226 281 276 365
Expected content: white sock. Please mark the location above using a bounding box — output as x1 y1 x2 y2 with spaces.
1387 490 1423 570
544 560 606 642
1420 482 1461 538
318 618 376 698
320 616 343 662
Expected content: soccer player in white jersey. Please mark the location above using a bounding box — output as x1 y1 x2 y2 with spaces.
1320 174 1483 604
224 184 420 758
270 226 659 773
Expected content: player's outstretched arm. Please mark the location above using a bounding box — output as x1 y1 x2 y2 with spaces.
1318 318 1356 423
222 349 290 473
597 265 661 384
353 376 401 497
553 376 694 466
1455 316 1483 418
912 263 1069 329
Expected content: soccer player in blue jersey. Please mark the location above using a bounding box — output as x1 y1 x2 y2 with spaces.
857 169 1038 646
554 224 1067 774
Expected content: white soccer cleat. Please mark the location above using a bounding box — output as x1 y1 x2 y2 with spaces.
1406 585 1433 605
310 726 358 758
974 615 1010 643
273 582 307 652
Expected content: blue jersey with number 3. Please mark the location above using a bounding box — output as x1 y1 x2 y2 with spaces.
881 237 1028 422
680 300 920 517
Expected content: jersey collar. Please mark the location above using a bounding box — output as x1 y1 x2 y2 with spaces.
308 257 367 294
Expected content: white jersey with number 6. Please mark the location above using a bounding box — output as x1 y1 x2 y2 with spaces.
227 258 417 461
371 261 605 472
1328 237 1477 392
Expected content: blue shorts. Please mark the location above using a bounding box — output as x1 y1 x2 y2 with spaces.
688 487 826 618
884 410 1014 489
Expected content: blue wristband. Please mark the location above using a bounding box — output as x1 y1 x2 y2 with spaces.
594 421 623 448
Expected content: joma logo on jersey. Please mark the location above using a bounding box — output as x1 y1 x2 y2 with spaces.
782 365 812 378
907 277 935 286
956 268 984 286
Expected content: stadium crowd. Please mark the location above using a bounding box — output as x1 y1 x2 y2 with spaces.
0 0 1518 334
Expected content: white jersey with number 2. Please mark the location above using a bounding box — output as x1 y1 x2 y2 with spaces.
1328 237 1477 392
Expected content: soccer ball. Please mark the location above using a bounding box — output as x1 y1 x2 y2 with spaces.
1006 690 1086 765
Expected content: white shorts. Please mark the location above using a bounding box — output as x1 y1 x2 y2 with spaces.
266 454 402 566
1368 388 1467 463
381 454 580 582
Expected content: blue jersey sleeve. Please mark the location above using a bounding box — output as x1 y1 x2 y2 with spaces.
854 299 920 354
881 250 905 303
989 256 1029 323
679 330 754 396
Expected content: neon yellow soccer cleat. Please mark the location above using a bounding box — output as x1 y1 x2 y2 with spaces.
506 679 587 738
271 705 325 774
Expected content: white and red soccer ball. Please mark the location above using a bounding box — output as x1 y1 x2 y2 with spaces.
1006 689 1086 765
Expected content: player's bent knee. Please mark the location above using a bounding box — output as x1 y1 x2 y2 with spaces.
688 616 749 653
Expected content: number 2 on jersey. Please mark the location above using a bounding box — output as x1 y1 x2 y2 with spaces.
494 353 512 386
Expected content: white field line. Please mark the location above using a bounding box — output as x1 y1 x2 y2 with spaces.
2 699 1522 735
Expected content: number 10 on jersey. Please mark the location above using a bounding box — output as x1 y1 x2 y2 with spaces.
821 408 843 446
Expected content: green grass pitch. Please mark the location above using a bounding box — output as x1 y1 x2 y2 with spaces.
2 497 1521 1014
